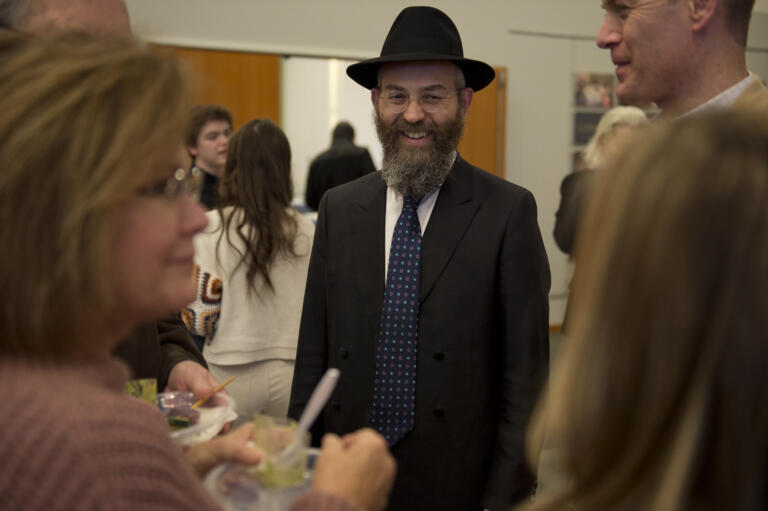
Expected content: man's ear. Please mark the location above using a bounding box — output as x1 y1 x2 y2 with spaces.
371 88 379 107
688 0 717 32
187 146 198 157
459 87 474 117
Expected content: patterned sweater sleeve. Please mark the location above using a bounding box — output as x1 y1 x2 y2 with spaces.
182 263 223 339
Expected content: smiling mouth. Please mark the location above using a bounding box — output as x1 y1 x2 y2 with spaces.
613 62 630 80
402 131 429 140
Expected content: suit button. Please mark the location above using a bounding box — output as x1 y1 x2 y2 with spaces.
433 351 445 361
339 347 349 359
433 408 445 417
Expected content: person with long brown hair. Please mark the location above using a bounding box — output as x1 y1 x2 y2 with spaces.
185 118 314 423
521 111 768 511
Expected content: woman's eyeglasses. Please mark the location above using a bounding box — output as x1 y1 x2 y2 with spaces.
379 89 461 114
140 167 204 201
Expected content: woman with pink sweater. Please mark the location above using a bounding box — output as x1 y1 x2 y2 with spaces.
0 32 393 511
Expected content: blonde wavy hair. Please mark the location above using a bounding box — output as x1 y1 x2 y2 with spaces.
0 32 192 358
522 111 768 511
582 106 647 171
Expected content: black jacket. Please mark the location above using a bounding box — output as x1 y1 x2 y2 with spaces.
305 141 375 211
290 157 550 511
113 314 206 391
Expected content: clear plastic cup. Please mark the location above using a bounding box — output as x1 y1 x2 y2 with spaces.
249 414 310 489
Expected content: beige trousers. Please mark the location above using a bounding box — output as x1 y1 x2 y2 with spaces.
207 359 294 427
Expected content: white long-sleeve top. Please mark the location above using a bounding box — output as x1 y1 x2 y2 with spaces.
184 206 314 366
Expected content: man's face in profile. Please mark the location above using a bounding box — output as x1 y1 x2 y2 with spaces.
596 0 690 109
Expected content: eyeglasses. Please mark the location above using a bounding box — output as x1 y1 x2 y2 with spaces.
379 89 461 114
140 166 204 201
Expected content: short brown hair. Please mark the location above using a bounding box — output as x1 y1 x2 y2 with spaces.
724 0 755 46
523 112 768 510
0 32 192 358
185 104 232 149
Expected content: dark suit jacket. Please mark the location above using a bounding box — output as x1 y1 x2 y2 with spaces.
305 140 376 211
553 169 595 257
289 157 550 511
113 313 206 391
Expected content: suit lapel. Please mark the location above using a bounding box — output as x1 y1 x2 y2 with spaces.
420 157 479 304
351 177 387 337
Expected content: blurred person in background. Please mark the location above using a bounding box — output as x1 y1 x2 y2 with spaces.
184 118 314 424
553 106 647 334
0 0 220 398
186 104 233 211
183 104 233 352
554 106 647 258
521 111 768 511
0 31 394 511
305 120 376 211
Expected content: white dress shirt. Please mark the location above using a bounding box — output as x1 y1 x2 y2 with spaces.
678 74 755 119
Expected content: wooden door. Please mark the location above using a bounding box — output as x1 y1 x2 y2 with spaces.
458 67 507 178
151 45 281 129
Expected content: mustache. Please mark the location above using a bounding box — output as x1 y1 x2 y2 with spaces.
391 119 431 131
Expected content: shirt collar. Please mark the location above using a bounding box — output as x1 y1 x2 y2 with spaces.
676 74 755 120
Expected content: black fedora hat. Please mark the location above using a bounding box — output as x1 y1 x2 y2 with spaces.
346 6 495 91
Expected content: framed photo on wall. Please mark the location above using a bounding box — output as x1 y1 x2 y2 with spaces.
572 72 615 108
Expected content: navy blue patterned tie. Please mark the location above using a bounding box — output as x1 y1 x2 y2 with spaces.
371 195 421 446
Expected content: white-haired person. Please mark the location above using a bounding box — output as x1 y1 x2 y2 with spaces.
554 105 648 257
553 106 647 334
0 32 393 511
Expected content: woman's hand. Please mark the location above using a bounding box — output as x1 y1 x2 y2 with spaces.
311 429 396 511
183 422 262 477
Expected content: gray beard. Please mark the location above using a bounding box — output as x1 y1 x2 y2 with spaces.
375 110 464 199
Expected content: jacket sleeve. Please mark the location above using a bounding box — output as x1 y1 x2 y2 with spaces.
553 170 593 256
288 192 331 446
483 190 551 510
112 322 162 381
157 313 207 391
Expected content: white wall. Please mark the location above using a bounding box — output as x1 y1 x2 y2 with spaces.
282 56 382 201
125 0 768 324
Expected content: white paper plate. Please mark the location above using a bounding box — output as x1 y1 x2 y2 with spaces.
158 391 237 446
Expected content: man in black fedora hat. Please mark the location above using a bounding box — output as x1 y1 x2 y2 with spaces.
289 6 550 510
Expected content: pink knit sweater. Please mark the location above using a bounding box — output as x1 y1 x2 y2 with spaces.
0 357 359 511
